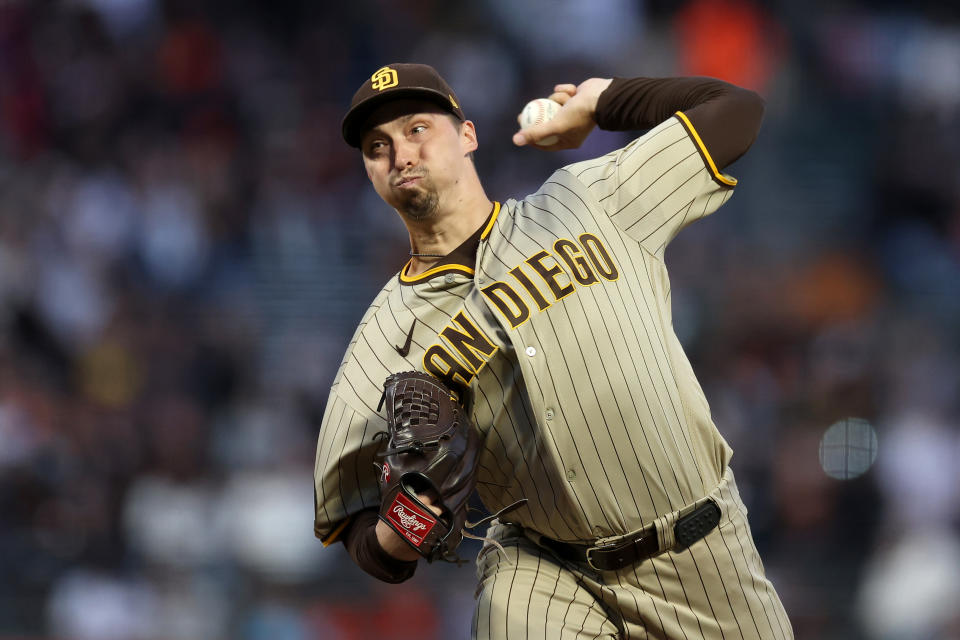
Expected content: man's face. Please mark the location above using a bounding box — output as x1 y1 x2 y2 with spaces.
360 100 477 220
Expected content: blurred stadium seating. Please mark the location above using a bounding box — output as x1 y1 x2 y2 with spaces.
1 1 958 638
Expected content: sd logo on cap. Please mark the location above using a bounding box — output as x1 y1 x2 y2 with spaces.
341 63 465 148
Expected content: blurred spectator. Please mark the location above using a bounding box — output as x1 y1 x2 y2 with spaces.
673 0 786 91
218 470 331 581
876 411 960 527
857 528 960 640
485 0 644 67
46 570 157 640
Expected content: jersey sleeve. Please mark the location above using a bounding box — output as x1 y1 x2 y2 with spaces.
566 113 736 255
314 279 405 544
313 384 386 544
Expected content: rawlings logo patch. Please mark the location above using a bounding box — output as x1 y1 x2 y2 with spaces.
386 492 436 546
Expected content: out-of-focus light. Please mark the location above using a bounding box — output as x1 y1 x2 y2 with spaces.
818 417 878 480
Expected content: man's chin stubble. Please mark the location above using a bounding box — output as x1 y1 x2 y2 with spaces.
399 190 439 221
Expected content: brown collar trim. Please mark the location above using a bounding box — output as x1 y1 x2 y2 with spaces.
398 202 499 286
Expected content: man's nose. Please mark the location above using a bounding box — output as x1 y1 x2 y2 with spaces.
393 139 418 169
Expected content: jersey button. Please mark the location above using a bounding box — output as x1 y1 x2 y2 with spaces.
566 469 576 481
444 274 455 283
525 346 537 357
545 408 555 420
476 277 484 285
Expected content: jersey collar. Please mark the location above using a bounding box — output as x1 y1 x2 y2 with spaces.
398 201 500 285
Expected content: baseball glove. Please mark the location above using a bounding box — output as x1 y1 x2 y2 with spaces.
373 371 480 563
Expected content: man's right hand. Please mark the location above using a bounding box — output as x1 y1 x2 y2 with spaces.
513 77 613 150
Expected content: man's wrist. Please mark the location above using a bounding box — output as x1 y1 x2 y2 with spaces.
375 518 421 562
579 77 614 119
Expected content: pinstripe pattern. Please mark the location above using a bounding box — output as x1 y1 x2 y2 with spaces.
473 470 791 640
314 114 791 637
473 534 621 640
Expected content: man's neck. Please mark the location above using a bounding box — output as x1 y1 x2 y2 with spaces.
404 193 493 276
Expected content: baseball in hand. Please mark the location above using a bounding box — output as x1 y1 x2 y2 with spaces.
519 98 561 146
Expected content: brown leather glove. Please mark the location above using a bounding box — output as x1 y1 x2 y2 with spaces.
374 371 480 563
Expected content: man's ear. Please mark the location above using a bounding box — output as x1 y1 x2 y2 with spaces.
460 120 479 154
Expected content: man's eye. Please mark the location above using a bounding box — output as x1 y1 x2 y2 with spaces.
411 125 427 135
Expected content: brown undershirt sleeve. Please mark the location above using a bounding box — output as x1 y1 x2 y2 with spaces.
341 508 418 583
595 76 765 170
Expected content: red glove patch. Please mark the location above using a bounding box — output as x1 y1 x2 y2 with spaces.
385 492 437 547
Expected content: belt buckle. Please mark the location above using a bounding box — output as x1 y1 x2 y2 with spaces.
584 543 609 572
584 537 627 572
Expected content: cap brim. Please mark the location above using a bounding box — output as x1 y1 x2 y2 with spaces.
342 87 463 148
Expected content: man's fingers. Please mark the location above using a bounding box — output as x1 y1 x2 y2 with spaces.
550 84 577 105
417 491 444 516
514 86 581 147
513 125 559 148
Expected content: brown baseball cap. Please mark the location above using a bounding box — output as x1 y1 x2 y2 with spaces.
341 63 465 148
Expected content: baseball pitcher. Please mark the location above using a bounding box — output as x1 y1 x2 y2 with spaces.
314 62 793 639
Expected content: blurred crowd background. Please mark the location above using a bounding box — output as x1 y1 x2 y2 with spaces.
1 0 958 638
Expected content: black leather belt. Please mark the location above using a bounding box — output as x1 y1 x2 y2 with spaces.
538 499 722 572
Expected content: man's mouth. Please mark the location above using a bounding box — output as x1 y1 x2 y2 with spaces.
395 175 422 188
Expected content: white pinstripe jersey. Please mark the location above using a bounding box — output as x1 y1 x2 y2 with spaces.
315 113 738 545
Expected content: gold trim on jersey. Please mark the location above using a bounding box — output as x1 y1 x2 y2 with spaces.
673 111 738 188
399 262 475 283
479 201 501 240
321 516 351 547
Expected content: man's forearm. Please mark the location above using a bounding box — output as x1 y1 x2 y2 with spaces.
596 76 765 169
